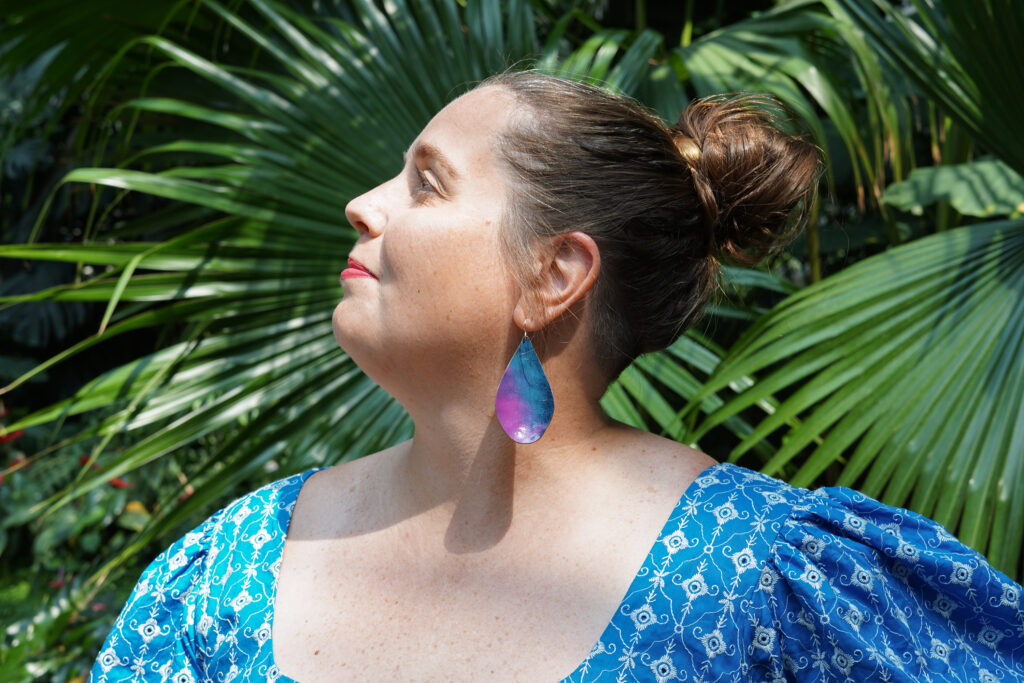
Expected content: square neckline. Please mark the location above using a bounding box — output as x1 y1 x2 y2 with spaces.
267 461 727 682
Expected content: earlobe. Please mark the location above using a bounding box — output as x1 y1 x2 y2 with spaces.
513 231 600 331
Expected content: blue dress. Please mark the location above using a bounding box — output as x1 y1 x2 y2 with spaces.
90 463 1024 682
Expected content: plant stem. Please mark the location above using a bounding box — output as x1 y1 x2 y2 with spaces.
807 192 822 283
681 0 695 46
635 0 646 30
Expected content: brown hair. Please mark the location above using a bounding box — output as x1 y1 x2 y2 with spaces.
484 71 821 379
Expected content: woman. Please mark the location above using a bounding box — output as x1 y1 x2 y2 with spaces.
91 72 1024 682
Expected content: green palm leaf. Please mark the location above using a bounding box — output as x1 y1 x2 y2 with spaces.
687 218 1024 578
882 159 1024 220
3 0 546 581
0 0 764 595
678 0 913 222
674 0 1024 581
828 0 1024 176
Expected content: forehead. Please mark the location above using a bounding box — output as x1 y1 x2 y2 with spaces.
410 86 513 181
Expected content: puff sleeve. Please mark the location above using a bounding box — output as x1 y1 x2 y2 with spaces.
89 509 224 683
746 486 1024 682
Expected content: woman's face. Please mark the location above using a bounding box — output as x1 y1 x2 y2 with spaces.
332 86 522 395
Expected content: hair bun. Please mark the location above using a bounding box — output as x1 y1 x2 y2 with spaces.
671 94 821 264
671 132 701 166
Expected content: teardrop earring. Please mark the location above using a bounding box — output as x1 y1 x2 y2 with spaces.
495 331 555 444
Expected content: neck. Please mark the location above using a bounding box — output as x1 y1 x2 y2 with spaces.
396 356 617 554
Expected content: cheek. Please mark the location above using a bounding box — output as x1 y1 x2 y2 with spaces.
382 221 515 324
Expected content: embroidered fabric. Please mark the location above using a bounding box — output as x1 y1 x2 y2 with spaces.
90 463 1024 682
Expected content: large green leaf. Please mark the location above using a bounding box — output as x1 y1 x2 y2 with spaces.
828 0 1024 177
9 0 1020 605
883 159 1024 219
678 1 914 218
0 0 770 592
2 0 548 582
16 0 1023 673
0 1 186 156
688 218 1024 578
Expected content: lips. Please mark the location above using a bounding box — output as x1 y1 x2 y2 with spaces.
340 257 377 281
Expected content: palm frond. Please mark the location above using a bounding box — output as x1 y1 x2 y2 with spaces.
687 218 1024 577
828 0 1024 175
3 0 545 581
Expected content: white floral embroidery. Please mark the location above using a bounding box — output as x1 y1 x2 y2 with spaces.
930 638 950 663
662 529 688 555
137 618 160 643
757 566 779 593
231 505 251 524
795 609 817 633
90 463 1024 683
649 654 677 682
947 561 974 586
97 647 120 672
842 513 867 534
731 548 757 574
895 541 920 562
230 590 253 612
699 628 727 658
249 528 273 551
752 625 776 653
799 564 825 590
713 501 738 525
254 622 272 646
197 614 213 637
843 605 865 632
998 583 1020 608
876 520 902 538
630 603 657 632
850 563 874 592
167 549 188 572
831 647 854 676
931 594 958 619
681 572 709 601
171 668 195 683
800 534 825 561
932 524 958 543
977 626 1005 650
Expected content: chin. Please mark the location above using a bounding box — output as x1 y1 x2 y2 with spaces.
331 300 363 353
331 302 388 383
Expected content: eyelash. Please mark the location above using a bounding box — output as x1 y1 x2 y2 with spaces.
414 168 436 196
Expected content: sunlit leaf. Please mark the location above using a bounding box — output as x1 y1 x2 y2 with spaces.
883 159 1024 218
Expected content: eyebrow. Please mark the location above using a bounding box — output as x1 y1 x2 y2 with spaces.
404 142 460 180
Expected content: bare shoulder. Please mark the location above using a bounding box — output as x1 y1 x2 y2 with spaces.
598 425 718 501
287 439 410 539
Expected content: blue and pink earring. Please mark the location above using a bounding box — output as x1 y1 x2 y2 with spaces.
495 331 554 444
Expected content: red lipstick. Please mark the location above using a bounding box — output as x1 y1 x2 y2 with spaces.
341 257 377 281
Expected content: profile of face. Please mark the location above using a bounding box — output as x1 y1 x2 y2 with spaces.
332 86 522 402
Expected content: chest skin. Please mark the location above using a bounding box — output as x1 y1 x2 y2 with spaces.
271 447 713 682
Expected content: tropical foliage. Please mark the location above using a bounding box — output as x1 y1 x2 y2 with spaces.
1 0 1021 677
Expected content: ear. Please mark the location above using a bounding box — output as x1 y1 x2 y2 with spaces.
513 231 601 331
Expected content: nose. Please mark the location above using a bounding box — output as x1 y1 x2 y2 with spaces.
344 185 387 237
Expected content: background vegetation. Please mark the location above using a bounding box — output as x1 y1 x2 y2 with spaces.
2 0 1022 678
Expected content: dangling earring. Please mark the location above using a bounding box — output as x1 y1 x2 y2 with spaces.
495 331 554 444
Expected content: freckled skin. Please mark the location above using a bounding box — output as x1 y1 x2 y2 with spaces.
274 86 716 682
332 88 519 412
